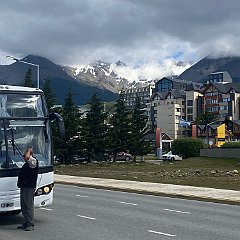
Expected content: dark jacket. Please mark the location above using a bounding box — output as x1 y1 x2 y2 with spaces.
17 158 38 188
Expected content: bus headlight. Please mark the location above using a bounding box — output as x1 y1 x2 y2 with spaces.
43 186 50 194
35 184 54 196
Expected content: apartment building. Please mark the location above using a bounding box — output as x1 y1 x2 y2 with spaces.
200 82 240 121
147 91 167 132
146 89 186 139
156 100 184 140
147 78 202 136
208 71 232 84
120 71 240 141
119 83 155 109
185 83 203 122
155 77 200 93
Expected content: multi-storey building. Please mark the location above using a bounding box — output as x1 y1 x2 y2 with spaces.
120 71 240 142
147 78 202 136
200 82 240 121
185 83 203 122
119 83 155 109
156 94 185 140
147 91 168 132
208 71 232 84
155 77 201 93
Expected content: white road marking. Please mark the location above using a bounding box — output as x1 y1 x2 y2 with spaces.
77 215 96 220
76 194 89 198
40 207 53 211
164 208 190 214
148 230 176 237
117 201 138 206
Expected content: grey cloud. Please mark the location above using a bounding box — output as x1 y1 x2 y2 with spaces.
1 0 240 66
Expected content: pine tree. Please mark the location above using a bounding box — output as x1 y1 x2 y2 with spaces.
42 78 60 159
108 96 131 160
43 78 56 110
129 95 151 161
60 89 82 164
195 111 218 125
24 68 33 87
82 93 108 161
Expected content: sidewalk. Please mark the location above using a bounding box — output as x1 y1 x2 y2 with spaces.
54 174 240 205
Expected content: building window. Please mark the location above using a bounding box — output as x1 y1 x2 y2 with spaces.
187 108 193 114
206 92 218 96
222 98 230 102
206 99 211 104
220 106 228 111
208 107 218 112
219 113 228 118
234 126 239 131
187 100 193 106
206 99 218 104
156 79 173 92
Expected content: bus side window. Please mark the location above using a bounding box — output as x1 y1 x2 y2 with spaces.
0 131 5 169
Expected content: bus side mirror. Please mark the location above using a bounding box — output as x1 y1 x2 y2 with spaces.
49 113 65 138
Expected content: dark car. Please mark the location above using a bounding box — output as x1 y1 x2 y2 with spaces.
112 152 132 161
71 154 90 163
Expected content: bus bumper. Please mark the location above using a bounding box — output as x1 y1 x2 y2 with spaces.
34 191 53 207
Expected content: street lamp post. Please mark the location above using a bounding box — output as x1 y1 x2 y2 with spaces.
6 56 40 89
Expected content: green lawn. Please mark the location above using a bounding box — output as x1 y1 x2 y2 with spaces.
54 157 240 191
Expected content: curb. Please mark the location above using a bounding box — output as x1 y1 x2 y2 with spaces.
54 175 240 206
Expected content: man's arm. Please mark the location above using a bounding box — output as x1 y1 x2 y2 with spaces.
24 148 37 168
24 148 33 161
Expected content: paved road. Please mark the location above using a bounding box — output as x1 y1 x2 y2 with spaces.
0 184 240 240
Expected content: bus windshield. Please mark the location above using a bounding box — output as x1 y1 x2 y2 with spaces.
0 93 51 169
0 93 46 118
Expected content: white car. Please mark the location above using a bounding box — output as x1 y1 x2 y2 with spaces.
162 151 182 161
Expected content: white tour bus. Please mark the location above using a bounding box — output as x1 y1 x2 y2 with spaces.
0 85 64 214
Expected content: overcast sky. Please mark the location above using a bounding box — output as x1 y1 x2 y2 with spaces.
1 0 240 78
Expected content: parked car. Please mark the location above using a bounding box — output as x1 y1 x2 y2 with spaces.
71 154 90 163
112 152 132 161
162 151 182 161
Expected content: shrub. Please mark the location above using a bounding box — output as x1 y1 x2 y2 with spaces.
171 138 204 158
221 141 240 148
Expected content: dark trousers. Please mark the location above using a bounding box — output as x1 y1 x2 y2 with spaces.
20 187 35 226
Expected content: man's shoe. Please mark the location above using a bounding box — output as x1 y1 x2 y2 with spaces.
17 224 27 229
24 225 35 231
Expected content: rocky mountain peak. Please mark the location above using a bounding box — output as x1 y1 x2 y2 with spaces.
114 60 127 67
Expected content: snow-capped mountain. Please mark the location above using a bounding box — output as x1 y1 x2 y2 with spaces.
63 60 136 93
3 54 240 105
63 59 192 93
0 55 117 105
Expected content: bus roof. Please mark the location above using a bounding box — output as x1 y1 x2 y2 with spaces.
0 85 43 94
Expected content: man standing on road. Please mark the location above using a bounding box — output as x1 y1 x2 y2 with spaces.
17 147 38 231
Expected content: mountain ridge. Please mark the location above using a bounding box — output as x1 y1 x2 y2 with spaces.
178 56 240 83
0 55 117 105
2 54 240 105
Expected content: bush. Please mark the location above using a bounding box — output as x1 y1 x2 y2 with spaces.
171 138 204 158
221 141 240 148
